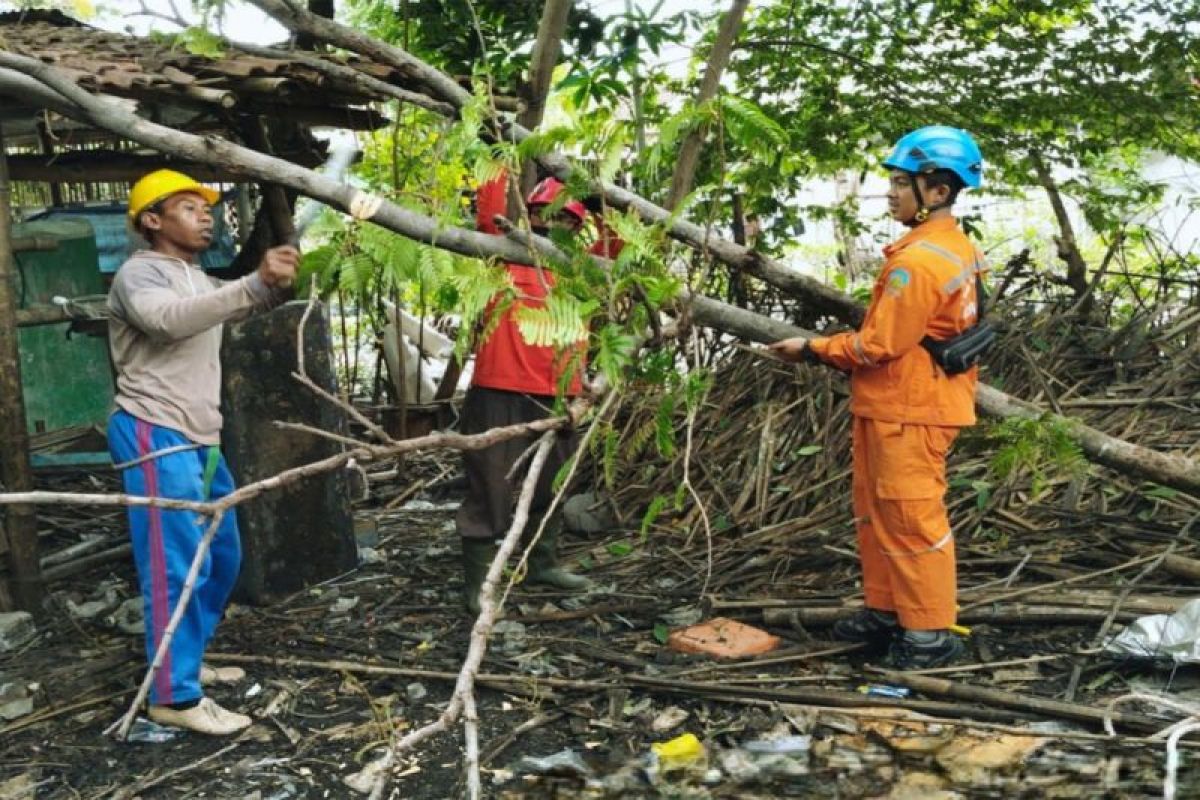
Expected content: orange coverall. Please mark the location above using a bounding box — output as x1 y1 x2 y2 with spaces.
808 217 985 629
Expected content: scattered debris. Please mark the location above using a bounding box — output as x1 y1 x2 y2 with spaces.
512 748 593 779
105 596 144 635
650 705 689 733
0 612 35 652
1106 597 1200 663
0 678 34 721
563 491 617 534
667 617 780 658
124 717 181 744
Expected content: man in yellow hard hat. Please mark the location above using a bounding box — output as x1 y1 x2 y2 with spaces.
106 169 298 735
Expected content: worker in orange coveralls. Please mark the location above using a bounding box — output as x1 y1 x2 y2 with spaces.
770 126 986 669
457 172 622 616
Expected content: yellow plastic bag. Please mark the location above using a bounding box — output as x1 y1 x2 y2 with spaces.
651 732 706 772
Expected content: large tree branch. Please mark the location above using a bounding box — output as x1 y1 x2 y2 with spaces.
685 295 1200 496
6 45 1193 499
1032 151 1090 306
666 0 750 210
0 52 573 271
517 0 573 198
245 0 863 323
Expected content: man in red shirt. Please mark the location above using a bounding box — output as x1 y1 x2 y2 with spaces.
457 173 620 615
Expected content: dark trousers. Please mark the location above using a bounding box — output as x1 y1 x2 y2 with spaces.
455 386 576 541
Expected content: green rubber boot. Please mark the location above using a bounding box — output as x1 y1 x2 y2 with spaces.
526 520 592 591
461 538 498 615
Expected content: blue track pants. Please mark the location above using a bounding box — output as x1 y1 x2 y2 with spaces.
108 410 241 705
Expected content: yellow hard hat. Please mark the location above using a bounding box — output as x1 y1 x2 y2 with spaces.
128 169 220 220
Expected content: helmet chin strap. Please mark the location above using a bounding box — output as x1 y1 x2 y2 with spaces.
907 174 951 225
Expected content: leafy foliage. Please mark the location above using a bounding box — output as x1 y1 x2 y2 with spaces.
988 415 1088 497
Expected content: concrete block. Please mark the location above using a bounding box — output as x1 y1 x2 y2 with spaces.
222 301 357 604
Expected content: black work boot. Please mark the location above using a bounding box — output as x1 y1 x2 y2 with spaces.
461 538 499 616
885 630 965 670
831 608 901 651
526 519 592 592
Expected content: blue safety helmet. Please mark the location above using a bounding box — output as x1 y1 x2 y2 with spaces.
883 126 983 189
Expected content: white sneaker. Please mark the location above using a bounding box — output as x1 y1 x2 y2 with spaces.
148 697 251 735
200 663 246 685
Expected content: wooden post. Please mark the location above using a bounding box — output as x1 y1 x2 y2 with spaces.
242 117 296 245
0 126 42 611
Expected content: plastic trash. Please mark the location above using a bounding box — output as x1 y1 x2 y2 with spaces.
126 717 180 743
1105 598 1200 663
651 732 706 770
857 684 913 699
743 735 813 754
512 748 593 778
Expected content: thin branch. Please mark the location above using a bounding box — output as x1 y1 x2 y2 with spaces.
0 418 571 516
106 510 228 739
365 433 559 798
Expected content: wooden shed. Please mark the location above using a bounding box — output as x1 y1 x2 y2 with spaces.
0 8 420 610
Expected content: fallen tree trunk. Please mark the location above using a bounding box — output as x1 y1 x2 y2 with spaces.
6 51 1197 497
687 294 1200 495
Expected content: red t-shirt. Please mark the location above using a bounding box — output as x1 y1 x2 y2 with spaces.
470 175 622 397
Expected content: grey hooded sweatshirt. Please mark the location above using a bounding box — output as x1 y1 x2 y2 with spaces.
107 250 287 444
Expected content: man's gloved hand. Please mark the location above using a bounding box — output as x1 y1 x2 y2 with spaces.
767 336 820 364
258 245 300 288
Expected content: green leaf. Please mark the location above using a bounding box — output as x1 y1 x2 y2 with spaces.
608 541 633 557
594 324 637 387
654 394 676 458
794 445 824 457
514 292 595 348
178 27 225 58
640 494 669 538
653 622 670 644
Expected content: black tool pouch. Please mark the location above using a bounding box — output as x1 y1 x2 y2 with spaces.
920 273 994 376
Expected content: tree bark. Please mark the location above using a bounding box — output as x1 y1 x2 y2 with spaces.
1032 152 1090 312
686 294 1200 495
665 0 750 210
241 117 297 245
517 0 573 199
0 128 42 611
296 0 335 51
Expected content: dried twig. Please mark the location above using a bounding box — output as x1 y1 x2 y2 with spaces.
364 433 557 799
105 510 228 739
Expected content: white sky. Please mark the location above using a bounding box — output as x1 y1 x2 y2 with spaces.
93 0 721 48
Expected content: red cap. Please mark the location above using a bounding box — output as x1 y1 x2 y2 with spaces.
526 177 587 222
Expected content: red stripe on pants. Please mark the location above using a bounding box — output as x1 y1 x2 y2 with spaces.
137 419 174 704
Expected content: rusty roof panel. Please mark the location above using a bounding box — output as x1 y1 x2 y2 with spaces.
0 13 424 114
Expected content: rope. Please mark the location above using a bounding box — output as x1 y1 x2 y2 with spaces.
348 191 384 221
